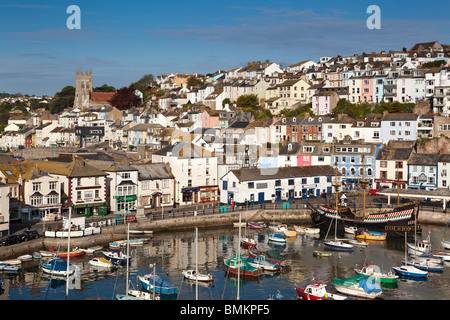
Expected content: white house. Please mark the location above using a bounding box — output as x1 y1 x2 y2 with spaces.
220 165 336 205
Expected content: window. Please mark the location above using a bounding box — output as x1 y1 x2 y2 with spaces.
142 181 150 190
95 189 100 199
121 172 131 179
32 182 42 191
77 191 82 200
288 179 294 185
49 181 57 190
275 180 281 187
248 182 254 189
77 178 82 186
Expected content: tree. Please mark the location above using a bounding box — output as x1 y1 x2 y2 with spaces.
94 84 116 92
187 76 204 88
285 102 314 117
222 98 231 108
130 74 155 92
236 94 260 115
49 86 75 114
108 86 142 110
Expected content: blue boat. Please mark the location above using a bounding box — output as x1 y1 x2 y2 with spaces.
102 250 130 265
402 258 444 272
247 255 280 271
40 258 76 277
392 265 428 278
267 231 286 243
138 273 178 295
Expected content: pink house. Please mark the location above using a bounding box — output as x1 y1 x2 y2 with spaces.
361 77 374 103
200 110 219 128
297 154 313 166
311 91 339 115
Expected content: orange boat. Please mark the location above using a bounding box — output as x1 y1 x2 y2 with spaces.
50 249 85 259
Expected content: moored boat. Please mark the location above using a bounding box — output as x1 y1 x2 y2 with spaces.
240 237 257 248
332 274 382 299
116 289 160 300
324 240 354 251
311 201 420 236
313 250 332 257
356 230 386 241
139 273 178 295
40 258 76 277
225 254 262 278
248 221 266 229
296 279 352 300
354 264 398 284
344 225 358 235
88 257 115 269
79 246 103 255
49 248 85 259
294 225 320 235
182 269 214 283
267 231 287 243
247 255 280 271
102 250 130 265
392 265 428 278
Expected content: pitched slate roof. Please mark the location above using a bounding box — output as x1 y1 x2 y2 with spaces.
230 165 336 182
133 163 175 180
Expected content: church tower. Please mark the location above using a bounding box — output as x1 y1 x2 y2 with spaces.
75 69 93 110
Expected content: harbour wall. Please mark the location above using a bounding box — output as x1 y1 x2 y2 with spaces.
0 208 447 260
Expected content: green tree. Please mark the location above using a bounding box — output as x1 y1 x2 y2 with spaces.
236 94 260 115
49 86 75 114
187 76 204 88
94 84 116 92
285 102 314 117
222 98 231 108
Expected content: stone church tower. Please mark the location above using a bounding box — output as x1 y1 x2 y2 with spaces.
75 69 92 110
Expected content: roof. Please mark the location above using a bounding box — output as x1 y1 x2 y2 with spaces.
90 92 116 102
229 165 336 182
408 153 441 165
376 148 414 161
133 163 175 180
381 113 419 121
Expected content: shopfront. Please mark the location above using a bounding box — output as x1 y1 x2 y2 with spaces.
73 202 108 217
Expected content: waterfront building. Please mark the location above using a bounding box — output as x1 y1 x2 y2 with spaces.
407 153 440 190
332 138 381 190
219 165 336 205
105 162 139 215
375 146 414 189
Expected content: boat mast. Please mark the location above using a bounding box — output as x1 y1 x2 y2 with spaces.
396 161 400 206
334 159 339 241
237 212 241 300
195 227 198 300
66 205 72 299
362 154 366 219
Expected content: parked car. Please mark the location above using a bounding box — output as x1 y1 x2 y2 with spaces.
19 230 39 241
1 235 22 246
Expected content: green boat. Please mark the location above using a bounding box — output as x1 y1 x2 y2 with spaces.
354 264 398 284
225 254 262 278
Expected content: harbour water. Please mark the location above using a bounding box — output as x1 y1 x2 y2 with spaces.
2 223 450 301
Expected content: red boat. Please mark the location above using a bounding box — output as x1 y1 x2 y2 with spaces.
50 249 85 259
295 279 352 300
240 237 257 248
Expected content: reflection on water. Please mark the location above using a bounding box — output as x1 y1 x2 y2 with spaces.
1 224 450 300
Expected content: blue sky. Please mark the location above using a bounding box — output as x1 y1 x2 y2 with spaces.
0 0 449 96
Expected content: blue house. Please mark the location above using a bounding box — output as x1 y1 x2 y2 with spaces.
332 139 382 190
407 153 440 190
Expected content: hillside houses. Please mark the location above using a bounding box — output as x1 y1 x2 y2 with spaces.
1 40 450 230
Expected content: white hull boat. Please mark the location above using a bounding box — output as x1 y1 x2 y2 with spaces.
182 269 214 283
